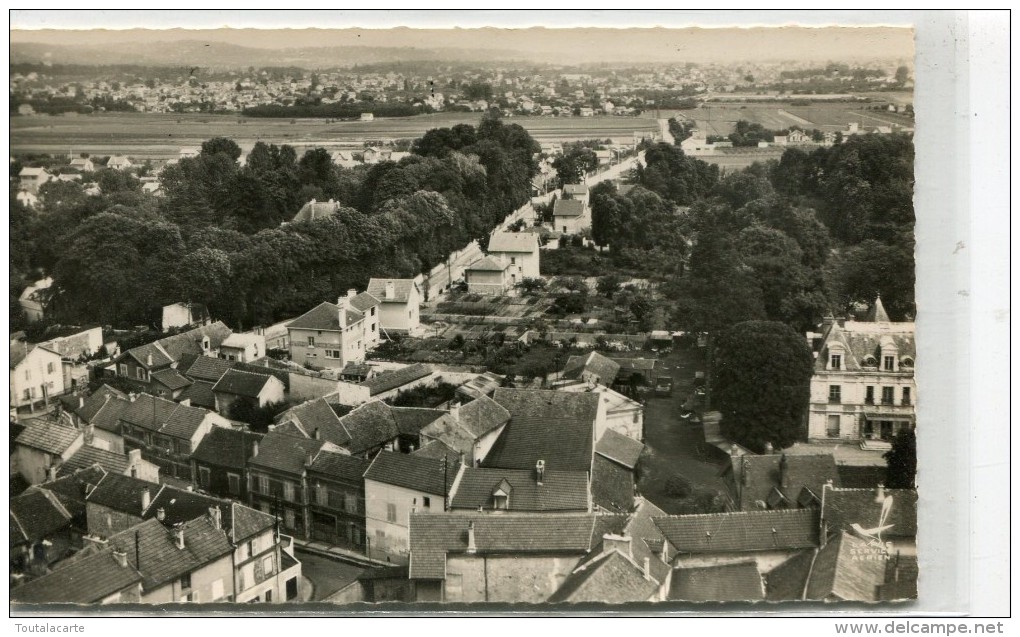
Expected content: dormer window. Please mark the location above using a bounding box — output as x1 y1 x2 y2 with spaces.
862 355 878 368
883 355 895 371
492 479 512 511
900 356 914 369
829 354 842 370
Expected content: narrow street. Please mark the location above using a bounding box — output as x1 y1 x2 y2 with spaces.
294 548 366 602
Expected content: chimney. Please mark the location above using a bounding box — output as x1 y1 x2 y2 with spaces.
84 424 95 445
305 451 315 467
337 296 348 328
535 459 545 486
209 506 222 529
147 353 153 367
47 464 58 482
875 483 886 503
466 521 477 554
450 402 460 423
128 448 142 465
643 557 651 580
129 393 137 403
140 487 151 513
659 541 669 564
385 281 395 300
156 507 166 522
313 428 321 440
779 453 790 489
730 444 739 457
408 444 415 453
347 288 357 300
764 442 774 455
112 550 128 568
79 396 85 409
251 439 259 459
174 525 185 550
822 315 835 330
601 533 632 559
836 316 846 328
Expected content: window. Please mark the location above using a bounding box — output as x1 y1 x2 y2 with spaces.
828 385 841 404
865 386 875 405
262 555 275 576
493 494 509 510
47 362 55 374
371 307 376 316
265 590 272 603
633 412 640 424
409 310 413 319
371 323 376 333
316 484 328 506
185 591 198 602
198 466 211 488
826 415 841 438
829 354 841 370
881 387 895 405
25 369 31 381
228 473 241 496
344 492 358 513
510 257 516 265
284 509 296 530
307 337 315 347
180 572 192 590
283 482 295 502
386 503 397 523
23 389 31 400
136 367 147 381
883 355 895 371
118 363 128 376
258 475 269 495
423 496 431 510
902 387 912 405
324 349 341 359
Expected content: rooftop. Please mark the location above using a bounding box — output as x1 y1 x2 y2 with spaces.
595 429 645 470
562 351 621 384
248 431 328 476
488 231 539 254
286 301 364 331
366 278 419 304
653 508 820 554
724 453 840 511
668 561 765 602
11 548 142 605
190 426 264 471
364 450 456 496
212 368 276 398
553 198 585 218
15 419 81 456
360 363 432 396
450 467 590 512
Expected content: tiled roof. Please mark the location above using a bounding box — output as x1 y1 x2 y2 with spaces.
11 549 142 604
35 466 107 518
89 396 132 433
15 419 81 455
286 300 363 331
412 439 463 465
624 498 673 583
248 431 326 476
764 549 817 601
423 395 511 446
610 357 657 372
123 322 232 370
805 532 886 601
553 199 585 217
391 407 447 436
183 356 233 383
367 278 419 304
562 352 621 384
595 429 644 469
821 487 917 539
190 426 263 470
160 403 211 440
450 467 589 512
482 388 599 472
466 256 509 272
653 508 820 554
725 453 840 511
488 232 538 254
57 446 132 477
668 561 765 602
563 184 589 196
814 320 915 373
150 368 193 391
408 513 604 580
350 291 381 312
85 473 162 515
278 397 352 446
591 454 635 514
364 450 455 496
77 385 128 422
177 380 217 410
308 448 372 484
547 550 660 604
120 394 179 431
144 484 233 528
360 363 432 396
212 368 275 398
10 488 72 545
107 516 233 591
334 400 397 453
230 502 276 543
456 372 504 400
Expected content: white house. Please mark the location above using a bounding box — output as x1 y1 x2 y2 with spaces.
366 278 422 336
19 167 51 194
161 302 211 332
107 156 133 170
464 257 512 296
10 341 66 409
19 277 53 323
488 232 541 281
218 333 266 363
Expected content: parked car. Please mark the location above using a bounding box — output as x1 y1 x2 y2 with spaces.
654 376 673 397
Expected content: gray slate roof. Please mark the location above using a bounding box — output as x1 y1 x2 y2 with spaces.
57 446 132 477
107 516 233 591
364 450 455 496
653 508 820 554
11 549 142 604
450 467 589 512
553 199 585 217
595 429 644 469
190 426 264 471
488 232 539 254
367 278 419 304
547 549 660 604
308 448 372 484
668 561 765 602
360 363 432 396
562 352 621 384
821 487 918 539
724 453 840 511
248 431 327 476
212 368 275 398
15 419 81 455
287 301 364 331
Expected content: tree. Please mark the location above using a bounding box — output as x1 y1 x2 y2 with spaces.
895 65 910 85
201 137 242 162
884 428 916 489
712 320 814 452
552 148 598 187
596 273 623 298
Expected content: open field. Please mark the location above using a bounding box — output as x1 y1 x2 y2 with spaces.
680 101 914 136
9 112 658 158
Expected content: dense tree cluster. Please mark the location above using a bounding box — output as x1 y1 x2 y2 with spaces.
11 113 539 329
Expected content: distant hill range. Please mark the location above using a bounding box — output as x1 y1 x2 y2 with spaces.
10 40 525 70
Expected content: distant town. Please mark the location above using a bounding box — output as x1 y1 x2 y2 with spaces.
11 29 917 608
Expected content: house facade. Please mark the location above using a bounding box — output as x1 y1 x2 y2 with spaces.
10 341 65 409
218 332 266 363
13 419 84 485
807 301 916 440
287 297 370 370
191 427 264 501
306 449 372 552
366 278 422 335
464 257 511 295
488 232 541 281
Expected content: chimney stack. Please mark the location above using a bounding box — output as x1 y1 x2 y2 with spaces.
730 444 738 457
251 439 259 459
141 487 151 513
113 550 128 568
84 424 95 446
305 451 315 468
466 521 477 554
47 464 58 482
313 428 321 440
779 453 789 489
875 483 886 503
337 296 348 328
147 353 153 367
643 557 651 581
535 459 545 486
764 442 774 455
385 281 395 300
174 525 185 550
347 288 357 300
156 507 166 522
79 396 85 409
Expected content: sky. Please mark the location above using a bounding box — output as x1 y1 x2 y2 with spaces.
10 11 915 65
